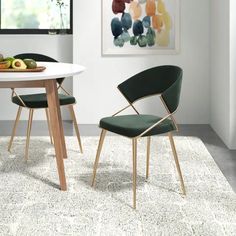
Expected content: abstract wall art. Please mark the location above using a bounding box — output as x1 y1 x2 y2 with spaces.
102 0 180 55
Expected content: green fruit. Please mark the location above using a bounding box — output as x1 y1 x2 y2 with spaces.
0 54 4 62
4 57 15 67
12 59 27 69
23 59 37 69
0 61 11 69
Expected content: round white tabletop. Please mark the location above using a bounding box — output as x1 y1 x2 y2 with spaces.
0 62 85 82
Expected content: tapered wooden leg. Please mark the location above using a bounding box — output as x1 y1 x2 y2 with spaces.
8 106 22 152
132 138 137 209
146 137 151 180
58 107 67 159
45 79 67 191
91 129 107 187
68 105 83 153
168 132 186 195
25 109 34 160
45 108 53 145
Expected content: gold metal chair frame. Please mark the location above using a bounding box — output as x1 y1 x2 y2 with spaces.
8 85 83 160
91 90 186 209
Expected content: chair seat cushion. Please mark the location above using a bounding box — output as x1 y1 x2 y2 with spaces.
12 93 76 108
100 114 176 137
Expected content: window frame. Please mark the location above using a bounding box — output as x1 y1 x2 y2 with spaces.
0 0 73 34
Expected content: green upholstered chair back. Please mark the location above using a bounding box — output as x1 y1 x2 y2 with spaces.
14 53 64 85
118 65 183 113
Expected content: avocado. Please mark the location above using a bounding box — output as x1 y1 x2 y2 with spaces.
23 59 37 69
4 57 15 67
12 59 27 69
0 61 11 69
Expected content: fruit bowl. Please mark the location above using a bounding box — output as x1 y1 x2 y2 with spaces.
0 53 45 72
0 66 46 72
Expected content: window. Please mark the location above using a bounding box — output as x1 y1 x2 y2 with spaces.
0 0 73 34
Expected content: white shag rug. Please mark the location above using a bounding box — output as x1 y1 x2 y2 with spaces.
0 136 235 236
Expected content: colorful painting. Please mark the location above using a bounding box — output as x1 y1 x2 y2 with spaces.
102 0 180 55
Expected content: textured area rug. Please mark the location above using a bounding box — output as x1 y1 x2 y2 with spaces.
0 136 235 236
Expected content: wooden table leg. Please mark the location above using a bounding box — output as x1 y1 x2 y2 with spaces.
58 109 67 159
45 79 67 191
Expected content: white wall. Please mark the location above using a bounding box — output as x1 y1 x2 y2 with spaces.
210 0 230 145
210 0 236 149
229 0 236 148
0 35 73 120
73 0 210 125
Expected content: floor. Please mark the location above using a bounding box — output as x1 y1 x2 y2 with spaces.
0 121 235 192
1 136 235 235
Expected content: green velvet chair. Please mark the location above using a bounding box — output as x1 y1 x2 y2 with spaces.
8 53 83 160
91 65 186 209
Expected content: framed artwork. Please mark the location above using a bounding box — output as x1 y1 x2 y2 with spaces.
102 0 180 55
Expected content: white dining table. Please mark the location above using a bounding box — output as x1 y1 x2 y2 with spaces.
0 62 85 191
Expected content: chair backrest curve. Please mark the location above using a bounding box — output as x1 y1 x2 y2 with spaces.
117 65 183 113
14 53 64 85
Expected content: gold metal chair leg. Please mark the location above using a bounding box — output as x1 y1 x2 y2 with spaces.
69 105 83 153
132 138 137 209
8 106 22 152
25 109 34 161
45 108 53 144
168 132 186 195
146 137 151 180
91 129 107 187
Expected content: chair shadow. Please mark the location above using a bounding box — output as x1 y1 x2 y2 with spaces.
85 161 122 170
0 139 60 190
79 170 146 192
84 161 182 195
24 170 60 190
149 182 184 196
79 170 146 208
80 168 183 201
